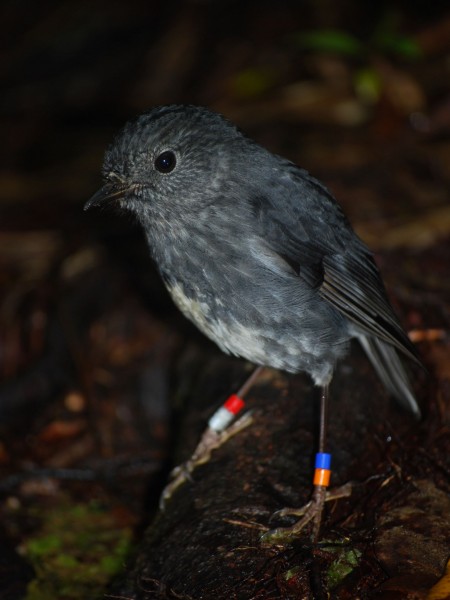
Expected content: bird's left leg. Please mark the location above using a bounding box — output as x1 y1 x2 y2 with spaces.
261 384 352 544
160 366 264 507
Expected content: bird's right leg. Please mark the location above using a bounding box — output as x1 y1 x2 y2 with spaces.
160 366 264 507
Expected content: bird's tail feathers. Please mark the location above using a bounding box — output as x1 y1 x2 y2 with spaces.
359 335 421 419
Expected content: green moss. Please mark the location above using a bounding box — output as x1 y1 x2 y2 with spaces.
284 565 301 581
23 499 133 600
325 547 362 590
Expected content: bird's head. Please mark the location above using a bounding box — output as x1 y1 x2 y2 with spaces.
85 105 248 224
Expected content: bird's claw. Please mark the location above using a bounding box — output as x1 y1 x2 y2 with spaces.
261 482 352 545
160 411 254 508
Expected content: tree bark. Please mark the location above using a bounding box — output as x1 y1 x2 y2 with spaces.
107 339 449 599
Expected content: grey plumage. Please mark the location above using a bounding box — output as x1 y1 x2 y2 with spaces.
86 105 421 418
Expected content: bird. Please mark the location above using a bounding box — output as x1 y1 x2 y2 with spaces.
85 104 421 541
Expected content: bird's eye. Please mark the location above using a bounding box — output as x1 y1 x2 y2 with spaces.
154 151 176 173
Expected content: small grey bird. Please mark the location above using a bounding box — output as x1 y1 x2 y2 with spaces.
85 105 420 540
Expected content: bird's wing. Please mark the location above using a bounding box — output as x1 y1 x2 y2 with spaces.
319 252 420 363
251 166 420 365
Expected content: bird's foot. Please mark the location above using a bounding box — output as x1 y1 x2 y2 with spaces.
261 482 352 544
160 411 254 507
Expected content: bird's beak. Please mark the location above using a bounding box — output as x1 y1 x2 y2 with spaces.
84 183 132 211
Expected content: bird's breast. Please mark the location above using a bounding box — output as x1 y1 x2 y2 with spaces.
168 281 217 334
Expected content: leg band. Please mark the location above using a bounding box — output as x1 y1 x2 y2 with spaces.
313 452 332 487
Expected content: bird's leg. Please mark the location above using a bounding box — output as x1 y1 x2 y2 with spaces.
261 384 352 544
160 366 264 507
